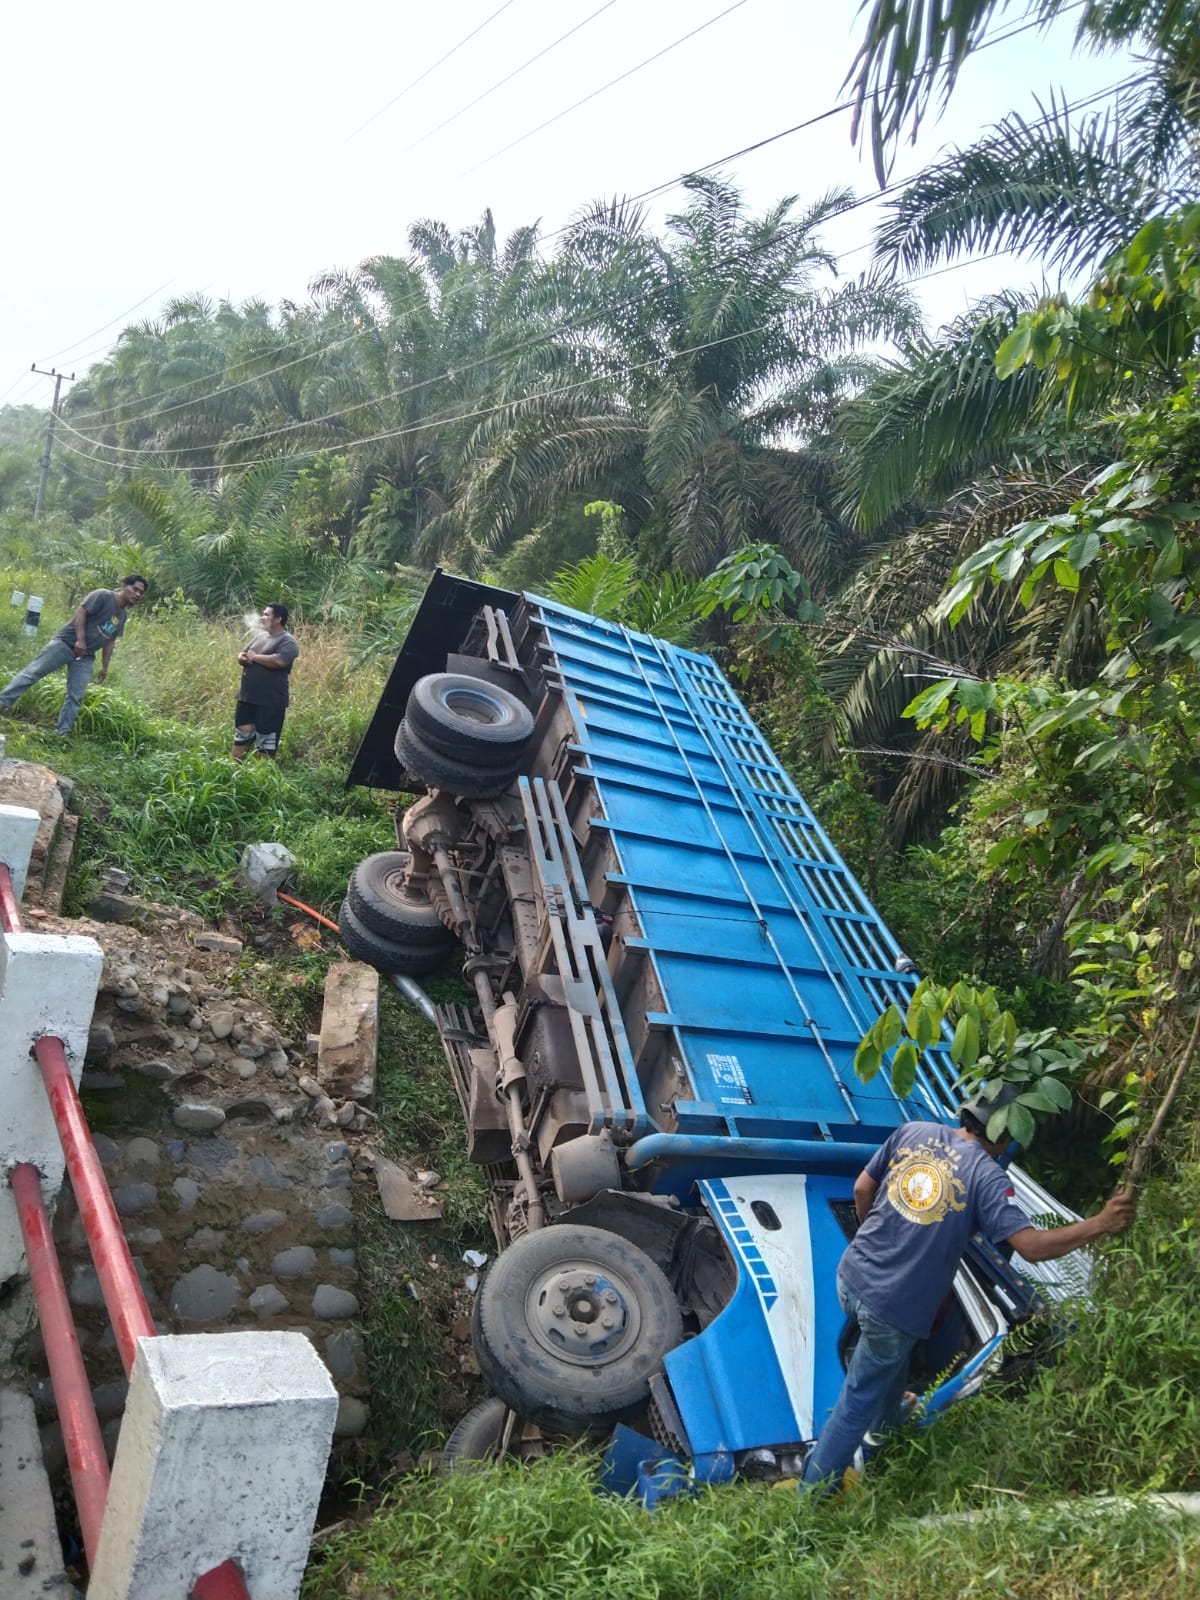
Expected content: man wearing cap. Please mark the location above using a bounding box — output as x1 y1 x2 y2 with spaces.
800 1084 1136 1492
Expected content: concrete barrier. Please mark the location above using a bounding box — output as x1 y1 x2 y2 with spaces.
88 1331 338 1600
0 803 41 903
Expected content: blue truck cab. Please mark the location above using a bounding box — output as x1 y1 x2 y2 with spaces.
345 571 1084 1488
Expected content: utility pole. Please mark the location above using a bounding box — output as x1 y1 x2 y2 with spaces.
31 363 74 521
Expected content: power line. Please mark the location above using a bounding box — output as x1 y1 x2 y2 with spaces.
347 0 521 141
41 280 176 362
461 0 751 175
401 0 618 156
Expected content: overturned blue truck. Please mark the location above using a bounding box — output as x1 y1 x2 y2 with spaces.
344 571 1084 1495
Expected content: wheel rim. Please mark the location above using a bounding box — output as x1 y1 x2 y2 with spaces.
380 863 436 914
524 1259 642 1367
442 686 507 726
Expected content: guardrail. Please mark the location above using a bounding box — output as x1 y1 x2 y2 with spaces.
0 801 338 1599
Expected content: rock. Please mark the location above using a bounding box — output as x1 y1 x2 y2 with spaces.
313 1097 338 1128
112 1182 157 1216
273 1246 317 1280
235 1038 266 1061
333 1397 369 1439
192 1044 216 1067
170 1264 239 1322
273 1106 293 1124
131 1059 177 1082
318 962 379 1104
207 1009 235 1040
90 1380 128 1418
187 1014 204 1032
240 1209 287 1235
323 1167 352 1190
39 1422 66 1478
173 1104 226 1133
86 1023 116 1062
328 1248 355 1268
172 1177 201 1212
264 1049 290 1077
249 1155 292 1190
148 983 171 1010
81 1069 125 1089
194 932 244 955
313 1284 359 1319
297 1075 322 1099
235 1061 259 1080
335 1102 356 1128
167 993 193 1017
317 1203 353 1228
126 1227 163 1246
186 1227 227 1254
92 1133 119 1166
88 891 141 924
237 842 296 906
324 1142 351 1164
69 1265 105 1307
248 1284 289 1316
324 1330 362 1383
125 1137 161 1168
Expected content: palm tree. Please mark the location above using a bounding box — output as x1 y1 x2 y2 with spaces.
433 177 921 582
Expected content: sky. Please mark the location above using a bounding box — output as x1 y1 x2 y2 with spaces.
0 0 1135 413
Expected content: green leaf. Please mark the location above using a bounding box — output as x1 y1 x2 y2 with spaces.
1023 808 1048 828
878 1004 904 1052
891 1040 919 1099
950 1012 980 1070
854 1039 882 1084
1039 1078 1074 1111
1052 558 1080 592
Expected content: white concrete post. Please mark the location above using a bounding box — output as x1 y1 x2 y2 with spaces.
88 1332 338 1600
0 804 42 902
0 930 104 1281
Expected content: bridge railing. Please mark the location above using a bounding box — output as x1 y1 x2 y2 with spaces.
0 803 337 1599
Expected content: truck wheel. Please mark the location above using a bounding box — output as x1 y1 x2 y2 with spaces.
406 673 534 768
441 1398 515 1470
338 897 455 976
395 718 520 800
472 1224 682 1435
348 851 453 946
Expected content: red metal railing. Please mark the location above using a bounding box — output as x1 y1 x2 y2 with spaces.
2 862 252 1597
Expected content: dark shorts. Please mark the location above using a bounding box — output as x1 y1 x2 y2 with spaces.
234 700 286 753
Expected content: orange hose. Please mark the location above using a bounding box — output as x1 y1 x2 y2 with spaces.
277 891 340 934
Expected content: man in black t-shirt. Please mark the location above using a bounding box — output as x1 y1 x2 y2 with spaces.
232 603 299 760
0 575 148 735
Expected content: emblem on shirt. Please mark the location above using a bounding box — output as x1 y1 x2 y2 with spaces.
886 1143 968 1225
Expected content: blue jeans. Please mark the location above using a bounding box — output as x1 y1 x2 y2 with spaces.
0 638 95 734
800 1274 917 1490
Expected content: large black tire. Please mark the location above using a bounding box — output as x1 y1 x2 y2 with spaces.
394 718 519 800
338 897 454 976
472 1224 682 1436
441 1398 514 1471
406 673 534 768
348 851 453 946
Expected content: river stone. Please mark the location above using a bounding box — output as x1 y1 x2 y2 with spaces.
235 1060 259 1080
317 1203 352 1228
312 1284 359 1319
328 1248 356 1268
324 1330 362 1383
92 1133 119 1166
132 1059 177 1082
241 1209 287 1235
173 1104 225 1133
172 1177 201 1211
86 1023 116 1062
249 1155 291 1189
91 1380 128 1417
248 1284 289 1316
113 1183 157 1216
186 1227 227 1254
208 1008 235 1040
324 1142 351 1164
125 1137 161 1168
170 1264 239 1322
185 1137 237 1172
323 1166 352 1190
69 1265 105 1308
127 1227 163 1247
333 1397 369 1439
192 1044 216 1068
273 1246 316 1280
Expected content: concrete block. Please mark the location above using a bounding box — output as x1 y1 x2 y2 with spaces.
0 804 40 902
318 962 379 1104
0 1388 64 1598
0 931 104 1283
238 843 296 907
88 1331 337 1600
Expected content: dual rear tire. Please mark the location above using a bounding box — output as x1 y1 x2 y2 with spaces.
340 849 456 976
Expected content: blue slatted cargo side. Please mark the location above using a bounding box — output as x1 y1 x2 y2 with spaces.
532 600 959 1139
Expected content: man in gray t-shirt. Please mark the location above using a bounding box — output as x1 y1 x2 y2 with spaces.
801 1088 1136 1492
231 602 299 759
0 576 148 736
